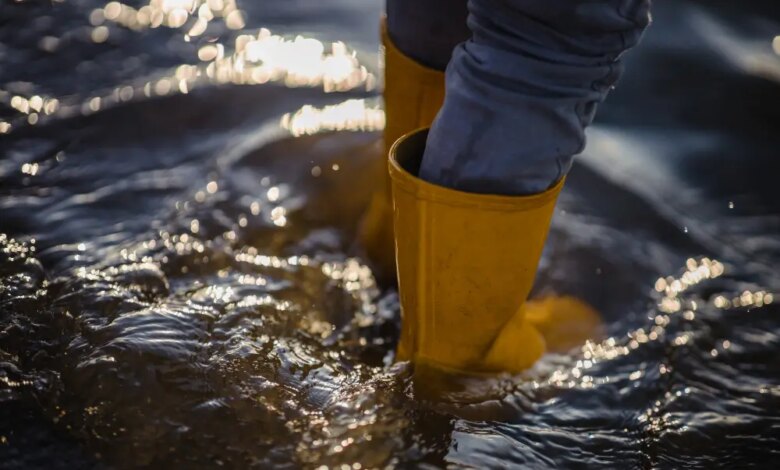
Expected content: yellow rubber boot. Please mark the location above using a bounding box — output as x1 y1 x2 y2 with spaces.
359 20 445 281
389 129 602 375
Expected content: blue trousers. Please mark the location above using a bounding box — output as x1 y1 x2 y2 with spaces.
387 0 651 195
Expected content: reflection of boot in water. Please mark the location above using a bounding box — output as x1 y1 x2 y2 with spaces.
358 19 445 284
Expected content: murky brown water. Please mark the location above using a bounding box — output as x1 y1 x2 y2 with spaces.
2 0 780 468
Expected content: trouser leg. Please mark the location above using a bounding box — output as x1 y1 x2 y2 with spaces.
385 0 470 71
419 0 652 195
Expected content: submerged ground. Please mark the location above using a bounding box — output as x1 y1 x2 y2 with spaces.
1 0 779 468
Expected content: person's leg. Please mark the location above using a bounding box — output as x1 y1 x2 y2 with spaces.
388 0 652 375
385 0 469 71
359 1 469 281
420 0 652 195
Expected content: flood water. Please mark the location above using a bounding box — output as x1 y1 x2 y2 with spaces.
1 0 779 468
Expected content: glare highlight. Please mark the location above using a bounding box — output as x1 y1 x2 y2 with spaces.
280 100 385 137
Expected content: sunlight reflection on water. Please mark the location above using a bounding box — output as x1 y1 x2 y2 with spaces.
0 0 377 134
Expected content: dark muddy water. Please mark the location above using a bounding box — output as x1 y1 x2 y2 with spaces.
1 0 779 468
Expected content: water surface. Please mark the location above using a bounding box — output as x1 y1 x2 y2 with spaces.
1 0 779 468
